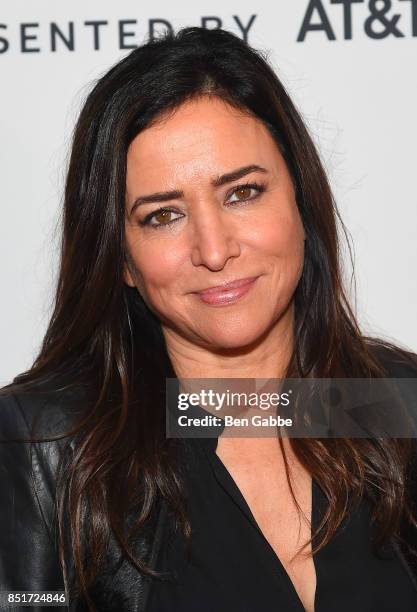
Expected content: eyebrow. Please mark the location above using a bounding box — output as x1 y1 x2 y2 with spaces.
128 164 268 216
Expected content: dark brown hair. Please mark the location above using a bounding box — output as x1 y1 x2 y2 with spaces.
1 26 417 610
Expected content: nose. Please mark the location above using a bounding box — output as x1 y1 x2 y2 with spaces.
190 204 241 270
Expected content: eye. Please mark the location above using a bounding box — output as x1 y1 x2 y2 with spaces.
139 208 183 229
227 182 266 204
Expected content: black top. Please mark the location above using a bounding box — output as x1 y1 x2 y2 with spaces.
148 433 417 612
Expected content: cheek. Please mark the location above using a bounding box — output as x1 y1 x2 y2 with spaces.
250 206 305 302
127 235 185 293
251 206 304 260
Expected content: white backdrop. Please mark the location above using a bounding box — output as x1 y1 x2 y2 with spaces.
1 0 416 385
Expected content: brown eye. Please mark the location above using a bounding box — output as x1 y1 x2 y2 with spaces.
139 207 182 229
228 183 265 205
234 186 252 200
154 210 173 225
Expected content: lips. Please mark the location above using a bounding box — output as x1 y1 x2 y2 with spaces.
193 276 260 306
195 276 260 296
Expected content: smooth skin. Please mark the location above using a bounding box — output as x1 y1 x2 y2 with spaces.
123 96 315 612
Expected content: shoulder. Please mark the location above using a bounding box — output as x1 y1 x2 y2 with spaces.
365 341 417 439
0 377 89 443
0 378 90 516
366 340 417 378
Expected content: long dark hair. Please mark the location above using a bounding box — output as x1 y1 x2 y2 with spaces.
1 26 417 610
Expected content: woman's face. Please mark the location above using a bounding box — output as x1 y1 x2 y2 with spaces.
124 96 305 350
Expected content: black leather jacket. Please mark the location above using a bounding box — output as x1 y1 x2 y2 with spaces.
0 384 170 612
1 351 417 611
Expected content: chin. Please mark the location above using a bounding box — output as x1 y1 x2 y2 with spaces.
202 319 268 351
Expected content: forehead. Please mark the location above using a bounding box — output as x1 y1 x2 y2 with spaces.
126 96 281 183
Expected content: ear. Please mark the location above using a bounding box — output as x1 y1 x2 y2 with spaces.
123 261 136 287
301 223 306 242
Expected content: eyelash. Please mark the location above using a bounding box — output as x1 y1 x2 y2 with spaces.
138 181 267 229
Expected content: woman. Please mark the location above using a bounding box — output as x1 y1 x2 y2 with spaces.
1 26 417 612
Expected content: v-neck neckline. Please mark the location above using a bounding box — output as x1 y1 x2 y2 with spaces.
199 435 319 612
